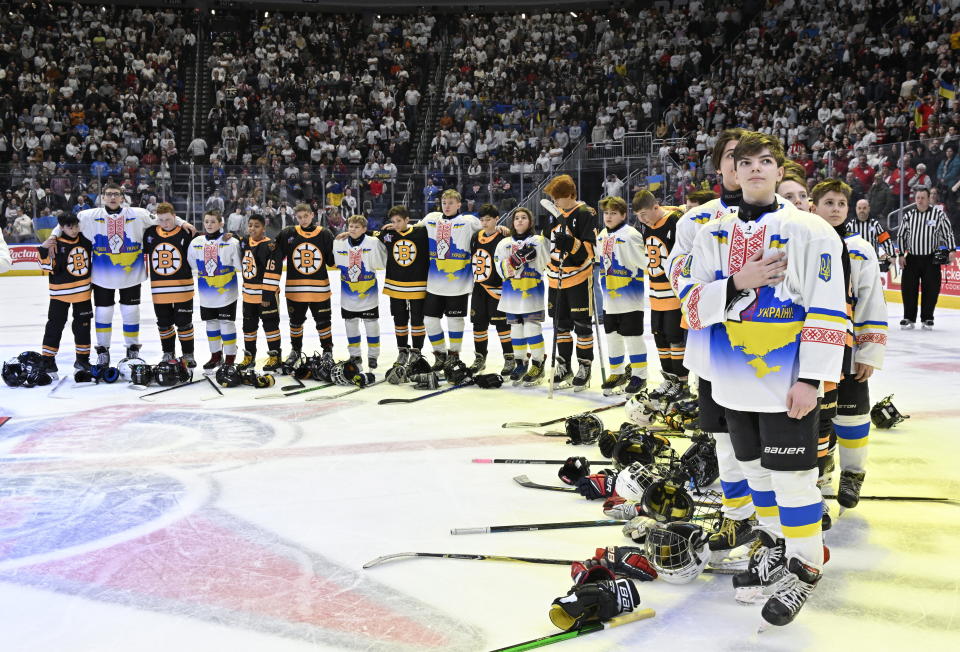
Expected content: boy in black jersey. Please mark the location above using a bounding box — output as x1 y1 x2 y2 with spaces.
239 214 283 370
469 203 514 375
378 205 429 371
38 213 94 374
143 203 196 365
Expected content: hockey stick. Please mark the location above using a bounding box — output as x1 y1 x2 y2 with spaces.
305 378 388 401
138 378 206 401
513 474 576 493
451 519 626 535
254 381 336 399
473 458 608 465
363 551 575 569
378 380 474 405
589 262 608 388
541 197 564 400
502 401 627 429
823 494 955 503
492 608 656 652
281 377 306 392
200 375 224 401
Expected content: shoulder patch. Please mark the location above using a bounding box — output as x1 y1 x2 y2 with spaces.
818 253 832 281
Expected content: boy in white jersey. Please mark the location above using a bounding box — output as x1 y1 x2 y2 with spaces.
809 179 886 511
681 133 846 628
187 210 243 372
333 214 388 370
595 196 648 396
422 189 482 372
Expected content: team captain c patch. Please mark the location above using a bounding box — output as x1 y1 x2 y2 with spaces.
818 253 831 282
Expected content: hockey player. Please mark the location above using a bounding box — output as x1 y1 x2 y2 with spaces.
37 213 93 375
422 189 483 371
143 203 197 365
680 133 847 627
187 210 243 372
470 203 514 375
542 174 598 391
54 182 195 366
595 196 648 396
333 215 388 370
238 214 283 370
810 179 887 510
378 205 429 374
276 203 336 368
776 160 811 211
493 207 551 385
633 190 687 404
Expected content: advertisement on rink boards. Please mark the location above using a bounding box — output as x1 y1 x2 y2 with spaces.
1 244 43 275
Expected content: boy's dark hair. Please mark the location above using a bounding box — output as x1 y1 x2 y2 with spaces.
781 159 808 189
247 213 265 226
102 182 122 192
711 128 748 171
58 214 79 228
631 190 657 212
387 205 410 219
686 190 717 206
733 132 786 166
510 208 534 239
810 179 852 204
478 203 499 218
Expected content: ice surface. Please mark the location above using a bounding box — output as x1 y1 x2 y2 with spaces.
1 274 958 651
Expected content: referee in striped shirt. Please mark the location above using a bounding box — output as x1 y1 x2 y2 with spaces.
848 199 893 260
896 187 957 329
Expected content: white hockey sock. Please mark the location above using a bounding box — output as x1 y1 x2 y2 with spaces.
219 319 237 356
739 457 782 538
606 330 625 374
511 323 527 360
714 431 755 521
424 316 445 352
364 319 380 360
119 303 140 346
770 467 824 567
94 305 114 348
205 319 223 354
624 334 648 378
447 316 464 353
834 414 869 472
345 318 362 358
522 320 544 362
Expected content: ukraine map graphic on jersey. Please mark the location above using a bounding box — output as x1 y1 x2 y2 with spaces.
337 246 378 307
601 236 644 308
711 286 805 379
428 219 472 287
91 215 144 284
197 243 237 301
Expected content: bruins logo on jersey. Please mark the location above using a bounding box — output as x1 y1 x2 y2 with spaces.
645 235 668 277
242 250 257 280
292 242 323 274
66 246 89 277
151 242 183 275
392 239 417 267
472 248 493 282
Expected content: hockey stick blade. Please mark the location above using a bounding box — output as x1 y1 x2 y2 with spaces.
254 382 336 399
138 378 205 401
491 607 655 651
362 551 576 569
378 381 472 405
451 519 624 535
473 458 608 465
306 378 388 401
513 474 577 492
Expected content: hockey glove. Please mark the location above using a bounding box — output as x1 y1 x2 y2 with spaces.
597 429 619 460
586 546 657 582
602 496 644 520
622 515 658 544
549 578 641 631
553 231 576 254
558 456 591 485
574 471 618 499
474 373 504 388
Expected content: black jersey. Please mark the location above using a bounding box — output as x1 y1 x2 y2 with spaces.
143 225 194 304
639 208 683 311
276 224 335 302
38 233 93 303
240 236 283 304
544 203 597 289
471 230 507 299
378 226 428 300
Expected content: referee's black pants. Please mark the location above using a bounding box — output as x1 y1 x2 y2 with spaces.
901 254 941 322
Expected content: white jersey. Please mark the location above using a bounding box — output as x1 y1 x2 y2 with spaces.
332 234 387 312
187 234 243 308
596 222 646 315
423 211 482 296
667 196 738 379
493 234 551 316
843 234 887 369
680 200 847 412
72 206 160 289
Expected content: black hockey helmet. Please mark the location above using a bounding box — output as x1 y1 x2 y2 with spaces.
641 478 696 523
565 413 604 445
680 431 719 489
18 352 52 388
2 359 25 387
308 352 334 382
216 364 242 388
612 423 671 467
444 357 472 385
130 364 154 388
154 360 189 387
330 359 362 386
241 369 275 388
870 394 909 429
